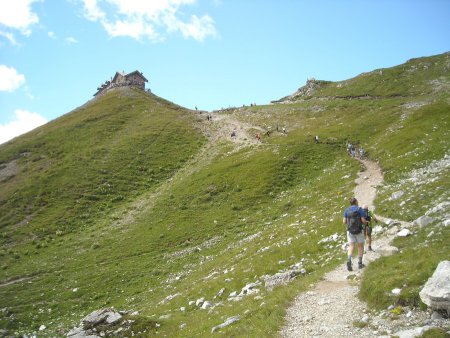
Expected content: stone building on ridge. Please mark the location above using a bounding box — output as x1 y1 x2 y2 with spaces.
94 70 148 96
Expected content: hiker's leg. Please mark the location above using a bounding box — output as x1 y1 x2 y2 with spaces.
356 233 365 261
357 242 364 258
348 242 355 259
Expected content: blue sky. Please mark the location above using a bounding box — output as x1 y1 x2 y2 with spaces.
1 0 449 144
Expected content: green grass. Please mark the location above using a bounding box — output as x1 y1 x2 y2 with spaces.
0 52 449 336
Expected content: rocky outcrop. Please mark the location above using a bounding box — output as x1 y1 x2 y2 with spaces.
67 308 123 338
262 267 306 290
272 79 330 103
419 261 450 314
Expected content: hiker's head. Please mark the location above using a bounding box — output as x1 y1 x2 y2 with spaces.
349 197 358 205
362 204 369 210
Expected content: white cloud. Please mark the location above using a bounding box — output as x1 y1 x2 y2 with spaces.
0 30 19 45
66 36 78 44
0 65 26 92
80 0 217 42
176 14 216 41
48 31 56 39
0 109 47 144
0 0 39 36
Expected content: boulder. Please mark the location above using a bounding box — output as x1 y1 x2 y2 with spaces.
412 216 434 228
211 315 240 333
82 308 122 327
67 308 123 338
262 268 304 290
419 261 450 314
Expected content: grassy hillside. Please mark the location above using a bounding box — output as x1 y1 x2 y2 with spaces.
0 53 449 337
0 88 205 245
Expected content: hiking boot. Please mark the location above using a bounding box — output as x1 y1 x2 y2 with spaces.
358 262 365 269
368 247 374 251
347 261 353 271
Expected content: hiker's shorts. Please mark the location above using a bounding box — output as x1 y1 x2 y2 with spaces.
347 231 365 244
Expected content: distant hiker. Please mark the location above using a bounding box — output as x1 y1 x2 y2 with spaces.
282 127 287 134
266 129 271 137
256 133 261 142
351 145 356 158
359 147 365 159
195 106 198 111
231 130 236 139
314 135 319 143
362 204 378 252
347 143 352 155
206 114 210 121
343 197 367 271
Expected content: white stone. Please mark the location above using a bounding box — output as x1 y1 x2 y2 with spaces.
195 297 205 307
390 191 404 200
39 325 46 331
397 229 411 237
216 288 225 297
201 301 213 310
372 225 384 234
211 315 240 333
392 288 402 295
180 307 185 312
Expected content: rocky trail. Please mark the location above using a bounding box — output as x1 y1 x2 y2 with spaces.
280 158 448 337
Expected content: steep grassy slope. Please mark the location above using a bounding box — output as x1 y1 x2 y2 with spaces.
0 52 449 337
0 88 205 245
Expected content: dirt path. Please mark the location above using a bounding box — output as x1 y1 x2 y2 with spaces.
110 111 259 229
280 158 391 337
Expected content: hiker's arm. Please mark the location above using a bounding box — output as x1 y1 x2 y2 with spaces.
361 217 368 225
343 217 347 225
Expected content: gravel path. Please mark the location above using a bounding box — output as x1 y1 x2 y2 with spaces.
280 158 389 337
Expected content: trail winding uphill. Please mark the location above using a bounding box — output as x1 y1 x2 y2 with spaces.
279 159 408 337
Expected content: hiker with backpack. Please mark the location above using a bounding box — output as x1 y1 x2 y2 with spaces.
343 197 368 271
362 204 379 252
